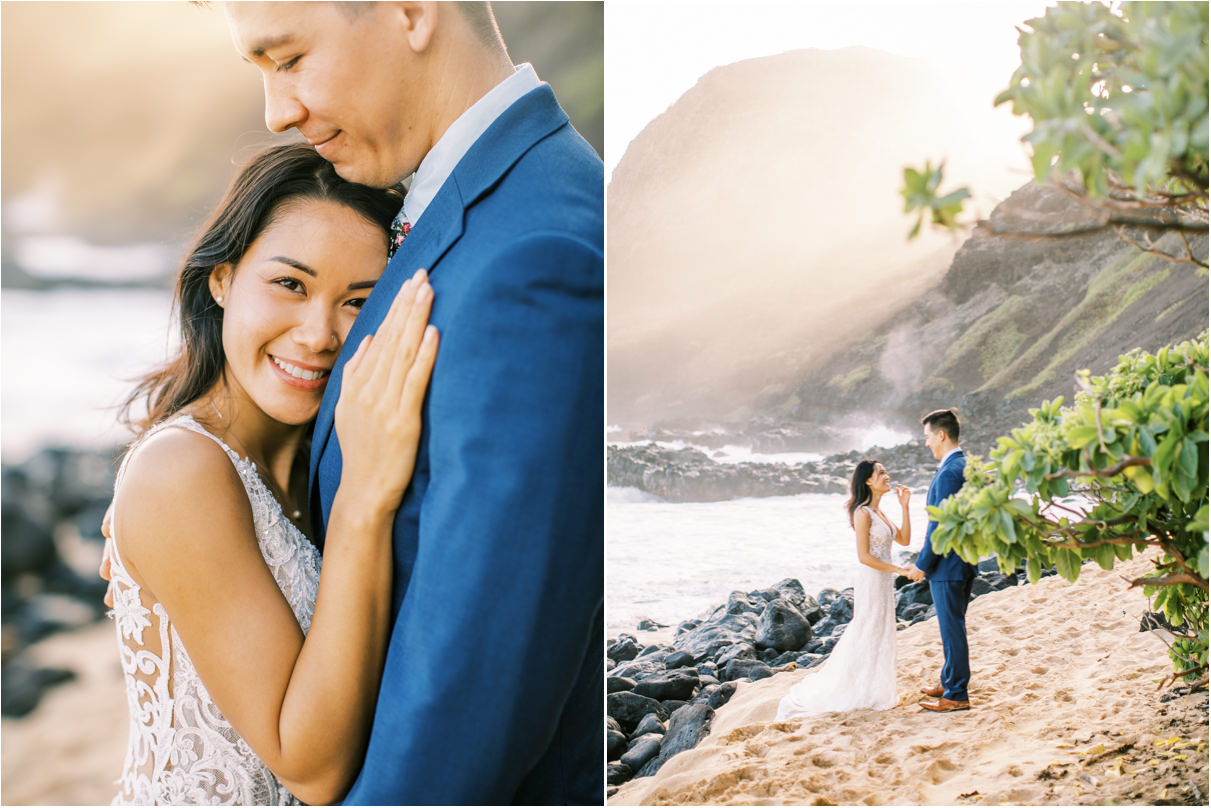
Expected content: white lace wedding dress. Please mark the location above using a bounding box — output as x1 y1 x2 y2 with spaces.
776 505 898 719
107 415 321 805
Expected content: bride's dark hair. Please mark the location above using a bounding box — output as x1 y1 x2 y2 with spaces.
120 143 402 437
845 458 879 527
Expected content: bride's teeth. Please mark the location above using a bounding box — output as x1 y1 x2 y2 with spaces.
273 357 326 381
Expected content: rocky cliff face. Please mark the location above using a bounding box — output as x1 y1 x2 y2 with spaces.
782 182 1208 449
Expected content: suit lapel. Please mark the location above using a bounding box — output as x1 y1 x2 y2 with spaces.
307 84 572 518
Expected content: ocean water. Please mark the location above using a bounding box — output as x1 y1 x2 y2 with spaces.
1 288 175 462
607 477 933 641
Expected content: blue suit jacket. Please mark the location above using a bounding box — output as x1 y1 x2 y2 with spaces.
309 84 603 805
915 450 975 581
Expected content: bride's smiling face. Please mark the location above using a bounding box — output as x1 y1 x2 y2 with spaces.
209 197 387 426
867 463 891 494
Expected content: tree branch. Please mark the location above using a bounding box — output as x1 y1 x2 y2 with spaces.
1130 573 1210 592
1043 455 1153 480
1113 225 1210 268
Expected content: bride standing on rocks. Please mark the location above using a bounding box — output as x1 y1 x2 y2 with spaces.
776 459 919 719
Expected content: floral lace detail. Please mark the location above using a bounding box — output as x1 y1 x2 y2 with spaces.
776 505 898 719
108 415 321 805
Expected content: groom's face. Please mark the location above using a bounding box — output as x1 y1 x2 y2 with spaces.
224 2 435 188
923 423 945 460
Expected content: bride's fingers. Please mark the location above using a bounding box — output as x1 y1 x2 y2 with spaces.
399 325 439 412
383 281 433 399
366 271 428 393
357 273 420 382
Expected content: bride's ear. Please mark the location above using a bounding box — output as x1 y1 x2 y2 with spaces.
209 263 233 307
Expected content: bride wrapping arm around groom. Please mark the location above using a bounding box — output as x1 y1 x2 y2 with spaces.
104 144 437 805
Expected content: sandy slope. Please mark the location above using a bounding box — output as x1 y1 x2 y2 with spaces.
610 554 1208 806
1 621 126 805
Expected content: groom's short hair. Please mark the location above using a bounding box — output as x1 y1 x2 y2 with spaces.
921 408 960 442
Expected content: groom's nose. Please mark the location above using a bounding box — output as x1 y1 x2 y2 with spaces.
263 76 306 134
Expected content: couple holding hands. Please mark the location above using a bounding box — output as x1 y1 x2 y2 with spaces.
777 408 977 721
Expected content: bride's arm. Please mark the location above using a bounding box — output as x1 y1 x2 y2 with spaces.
893 484 912 546
854 508 915 575
116 278 437 806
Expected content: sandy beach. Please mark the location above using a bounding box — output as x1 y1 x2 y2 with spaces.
1 621 126 805
611 554 1209 806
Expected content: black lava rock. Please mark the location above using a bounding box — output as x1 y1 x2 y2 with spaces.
607 635 640 663
606 692 669 734
722 658 774 682
607 676 636 694
633 671 700 702
664 650 695 669
754 598 811 652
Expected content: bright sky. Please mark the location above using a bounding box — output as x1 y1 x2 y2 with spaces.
604 0 1057 175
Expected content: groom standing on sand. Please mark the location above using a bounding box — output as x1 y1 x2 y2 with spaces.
224 2 603 803
914 408 977 713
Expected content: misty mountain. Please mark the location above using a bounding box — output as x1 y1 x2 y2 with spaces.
607 46 1032 427
607 47 1207 445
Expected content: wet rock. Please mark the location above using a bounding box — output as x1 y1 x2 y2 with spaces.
607 728 627 761
609 657 665 682
669 611 759 661
620 734 663 770
664 650 695 669
0 660 77 718
707 681 737 709
607 635 640 663
606 762 633 786
633 713 666 737
722 658 774 682
645 704 714 774
676 619 700 634
606 692 668 734
633 671 699 702
606 676 636 694
754 598 811 652
636 617 668 631
715 641 756 668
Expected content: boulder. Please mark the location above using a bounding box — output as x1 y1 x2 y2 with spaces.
652 704 714 768
664 650 695 669
633 671 700 702
754 598 811 652
607 728 627 761
707 681 737 709
715 641 756 667
606 676 635 694
722 658 774 682
609 657 665 682
607 635 640 663
606 762 633 786
633 713 666 737
620 733 663 770
670 611 759 661
606 692 668 733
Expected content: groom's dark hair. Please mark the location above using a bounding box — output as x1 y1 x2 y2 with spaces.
921 408 961 442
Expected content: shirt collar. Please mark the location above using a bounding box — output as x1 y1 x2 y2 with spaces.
939 447 963 468
402 63 541 226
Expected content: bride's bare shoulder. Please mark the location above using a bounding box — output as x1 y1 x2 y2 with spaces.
116 425 252 562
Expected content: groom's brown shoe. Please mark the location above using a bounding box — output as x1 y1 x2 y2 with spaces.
919 697 971 712
920 684 944 698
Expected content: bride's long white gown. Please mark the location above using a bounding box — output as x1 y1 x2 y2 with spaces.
776 505 898 719
107 415 319 805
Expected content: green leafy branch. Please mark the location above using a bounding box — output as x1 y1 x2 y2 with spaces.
928 333 1210 684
